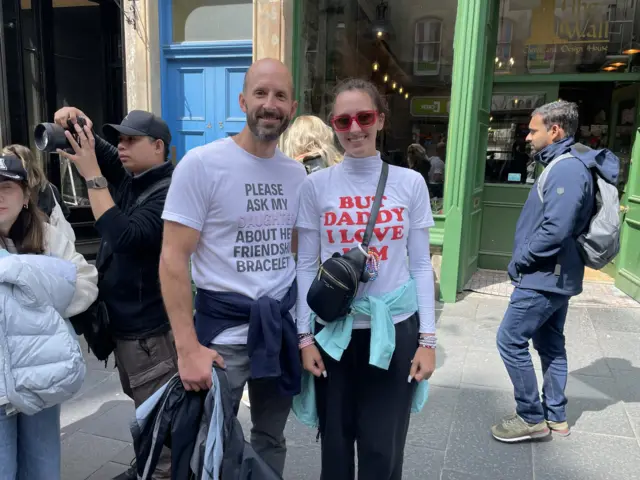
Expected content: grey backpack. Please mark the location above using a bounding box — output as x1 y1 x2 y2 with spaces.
537 152 620 270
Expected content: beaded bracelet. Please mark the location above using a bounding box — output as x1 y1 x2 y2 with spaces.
298 333 315 350
418 335 437 349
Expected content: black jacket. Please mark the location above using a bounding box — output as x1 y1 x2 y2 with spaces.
131 368 281 480
93 135 173 338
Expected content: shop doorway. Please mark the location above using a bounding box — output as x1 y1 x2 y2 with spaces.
479 79 640 302
1 0 124 259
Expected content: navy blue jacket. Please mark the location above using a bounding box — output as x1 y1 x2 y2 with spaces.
194 282 301 397
509 137 619 296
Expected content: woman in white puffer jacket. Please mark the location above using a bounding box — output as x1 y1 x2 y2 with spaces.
0 151 98 480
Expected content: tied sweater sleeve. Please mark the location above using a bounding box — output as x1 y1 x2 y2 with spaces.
295 227 321 334
408 227 436 334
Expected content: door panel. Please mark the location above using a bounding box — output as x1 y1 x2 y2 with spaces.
216 66 248 137
611 85 640 302
459 0 500 288
165 63 213 161
165 58 249 161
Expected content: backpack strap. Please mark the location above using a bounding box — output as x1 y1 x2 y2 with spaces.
133 176 171 210
536 153 575 202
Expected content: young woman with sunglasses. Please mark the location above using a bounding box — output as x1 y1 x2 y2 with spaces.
294 78 437 480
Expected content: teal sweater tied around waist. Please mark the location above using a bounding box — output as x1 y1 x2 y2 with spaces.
293 278 430 429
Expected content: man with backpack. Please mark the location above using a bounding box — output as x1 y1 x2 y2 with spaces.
491 100 620 443
53 107 176 479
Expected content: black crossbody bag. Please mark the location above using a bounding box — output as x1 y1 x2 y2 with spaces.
306 162 389 323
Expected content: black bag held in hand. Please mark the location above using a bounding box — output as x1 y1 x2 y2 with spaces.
306 162 389 322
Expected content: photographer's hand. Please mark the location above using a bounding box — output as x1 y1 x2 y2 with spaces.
58 123 115 222
54 107 94 130
58 124 101 179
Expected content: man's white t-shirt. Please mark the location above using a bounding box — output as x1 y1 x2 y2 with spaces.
162 137 307 344
295 154 435 329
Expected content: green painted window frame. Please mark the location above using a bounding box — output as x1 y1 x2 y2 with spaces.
494 73 640 84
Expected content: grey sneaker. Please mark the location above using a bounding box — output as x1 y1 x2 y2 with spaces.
491 413 550 443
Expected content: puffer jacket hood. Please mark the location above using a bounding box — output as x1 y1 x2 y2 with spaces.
0 254 86 415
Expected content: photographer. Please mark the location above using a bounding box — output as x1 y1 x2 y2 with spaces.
53 107 176 480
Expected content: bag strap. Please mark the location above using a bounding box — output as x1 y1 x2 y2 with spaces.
49 183 60 209
98 177 171 271
133 176 171 210
361 161 389 249
536 152 574 202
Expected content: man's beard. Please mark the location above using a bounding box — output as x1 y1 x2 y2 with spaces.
247 108 290 142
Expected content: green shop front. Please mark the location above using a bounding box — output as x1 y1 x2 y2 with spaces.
293 0 640 303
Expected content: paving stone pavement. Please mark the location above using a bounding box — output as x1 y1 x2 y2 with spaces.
61 293 640 480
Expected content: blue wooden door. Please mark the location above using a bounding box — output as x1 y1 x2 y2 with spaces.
164 58 249 162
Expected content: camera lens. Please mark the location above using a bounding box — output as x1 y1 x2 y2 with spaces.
34 123 71 153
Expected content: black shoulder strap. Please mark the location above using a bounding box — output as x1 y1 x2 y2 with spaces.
98 176 171 272
362 161 389 249
133 176 171 210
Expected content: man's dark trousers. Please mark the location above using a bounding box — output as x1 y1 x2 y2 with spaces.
497 287 570 424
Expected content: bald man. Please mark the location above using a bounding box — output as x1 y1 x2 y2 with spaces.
159 58 305 474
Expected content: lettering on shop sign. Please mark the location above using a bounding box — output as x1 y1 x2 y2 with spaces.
234 183 294 273
323 195 407 261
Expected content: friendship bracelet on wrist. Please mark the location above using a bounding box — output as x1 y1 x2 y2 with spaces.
298 333 315 349
418 335 437 349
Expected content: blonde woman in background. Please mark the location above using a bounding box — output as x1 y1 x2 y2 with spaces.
2 145 75 242
283 115 342 174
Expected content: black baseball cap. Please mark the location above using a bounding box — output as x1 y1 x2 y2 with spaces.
0 155 28 182
103 110 172 146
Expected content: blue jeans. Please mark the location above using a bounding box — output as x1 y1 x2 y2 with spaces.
497 287 570 424
0 405 61 480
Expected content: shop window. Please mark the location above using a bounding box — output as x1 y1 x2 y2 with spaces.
297 1 458 214
494 18 514 74
497 0 640 76
172 0 252 43
414 18 442 76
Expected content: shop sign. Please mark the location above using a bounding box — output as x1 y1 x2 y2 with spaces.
525 0 610 46
410 96 450 117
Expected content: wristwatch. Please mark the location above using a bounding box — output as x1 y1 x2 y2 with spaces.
86 176 108 189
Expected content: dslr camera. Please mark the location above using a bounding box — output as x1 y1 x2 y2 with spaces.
34 116 88 153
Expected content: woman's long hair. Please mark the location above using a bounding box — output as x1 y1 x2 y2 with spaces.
8 183 47 254
282 115 343 166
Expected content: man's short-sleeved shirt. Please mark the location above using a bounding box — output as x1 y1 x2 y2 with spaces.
162 137 307 343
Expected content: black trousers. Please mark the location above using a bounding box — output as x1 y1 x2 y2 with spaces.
315 315 418 480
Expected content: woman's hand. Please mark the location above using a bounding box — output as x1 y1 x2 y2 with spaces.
409 346 436 382
301 344 327 378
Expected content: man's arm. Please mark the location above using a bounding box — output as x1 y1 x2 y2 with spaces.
513 159 591 272
93 134 128 188
93 190 165 253
159 221 224 391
